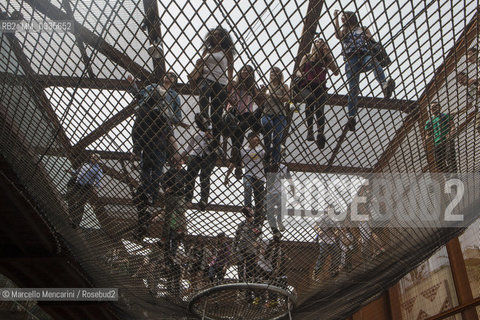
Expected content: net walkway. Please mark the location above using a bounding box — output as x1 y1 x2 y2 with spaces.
0 1 479 319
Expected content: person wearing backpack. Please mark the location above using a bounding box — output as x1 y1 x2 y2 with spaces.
127 74 180 241
334 10 395 131
296 38 339 148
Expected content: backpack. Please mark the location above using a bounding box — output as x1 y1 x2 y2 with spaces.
132 85 172 151
368 39 392 67
136 84 174 121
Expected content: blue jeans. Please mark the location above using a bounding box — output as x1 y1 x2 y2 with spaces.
261 114 287 164
345 54 386 117
139 149 166 204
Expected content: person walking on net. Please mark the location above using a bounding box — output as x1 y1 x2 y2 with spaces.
296 38 340 148
67 153 103 229
334 10 395 131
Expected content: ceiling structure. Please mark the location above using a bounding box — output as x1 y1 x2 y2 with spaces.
1 0 479 319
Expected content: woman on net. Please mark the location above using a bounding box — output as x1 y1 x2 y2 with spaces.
227 64 261 179
261 67 290 165
334 10 395 131
297 38 339 149
195 26 236 144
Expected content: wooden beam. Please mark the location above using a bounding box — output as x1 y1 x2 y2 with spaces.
387 284 402 320
325 123 349 172
421 13 480 105
100 164 138 189
3 31 73 157
76 149 372 175
1 73 133 90
417 10 480 173
61 0 96 79
452 110 477 139
288 0 325 152
293 0 324 72
2 72 416 159
120 160 137 197
97 196 243 213
286 162 371 175
23 0 151 80
99 195 360 217
67 93 413 154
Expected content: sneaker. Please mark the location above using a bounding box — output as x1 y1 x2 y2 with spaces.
306 129 314 141
272 227 280 236
382 78 395 99
346 117 356 132
264 152 272 166
241 206 253 217
277 221 286 232
316 134 326 149
235 167 242 180
199 200 207 211
252 297 261 305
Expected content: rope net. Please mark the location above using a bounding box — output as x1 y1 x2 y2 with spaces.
0 0 479 319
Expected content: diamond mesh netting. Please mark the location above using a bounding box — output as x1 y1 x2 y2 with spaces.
1 0 480 319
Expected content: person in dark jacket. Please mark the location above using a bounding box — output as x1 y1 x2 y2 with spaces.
127 74 180 241
208 232 231 283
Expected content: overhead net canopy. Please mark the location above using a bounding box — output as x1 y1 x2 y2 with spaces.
0 0 479 319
